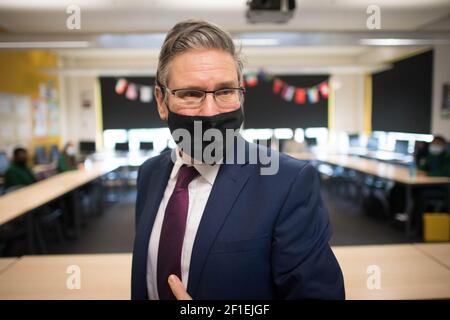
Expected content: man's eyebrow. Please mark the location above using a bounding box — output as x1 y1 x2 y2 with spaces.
214 81 239 88
176 81 239 90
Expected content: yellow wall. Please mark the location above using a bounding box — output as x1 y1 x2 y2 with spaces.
0 50 60 156
363 74 372 135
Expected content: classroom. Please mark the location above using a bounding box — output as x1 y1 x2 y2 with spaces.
0 0 449 301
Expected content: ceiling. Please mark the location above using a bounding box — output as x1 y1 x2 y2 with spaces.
0 0 449 76
0 0 449 33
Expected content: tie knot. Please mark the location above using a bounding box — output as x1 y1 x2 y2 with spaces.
175 165 199 189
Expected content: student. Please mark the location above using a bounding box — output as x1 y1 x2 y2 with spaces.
4 147 36 190
417 136 450 177
57 142 78 173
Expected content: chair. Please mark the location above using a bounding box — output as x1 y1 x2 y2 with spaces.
34 146 48 164
1 185 66 255
49 144 60 163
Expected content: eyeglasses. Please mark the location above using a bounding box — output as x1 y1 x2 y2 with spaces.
161 86 245 108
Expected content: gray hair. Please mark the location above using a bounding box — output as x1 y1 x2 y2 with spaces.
156 20 244 88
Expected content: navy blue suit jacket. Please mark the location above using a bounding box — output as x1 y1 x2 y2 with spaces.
131 137 345 299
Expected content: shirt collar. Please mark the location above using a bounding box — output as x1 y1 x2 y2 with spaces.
170 147 221 186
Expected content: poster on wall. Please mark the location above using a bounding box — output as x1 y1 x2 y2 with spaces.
33 80 60 137
48 98 59 136
0 93 32 154
33 98 48 136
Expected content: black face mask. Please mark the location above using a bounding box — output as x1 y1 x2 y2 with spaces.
15 160 27 167
167 107 244 164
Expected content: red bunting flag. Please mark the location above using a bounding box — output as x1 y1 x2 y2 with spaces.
319 82 329 98
294 88 306 104
115 78 128 94
245 73 258 87
273 78 283 94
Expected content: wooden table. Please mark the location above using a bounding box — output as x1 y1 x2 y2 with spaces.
332 244 450 300
0 253 131 299
414 243 450 269
288 152 450 236
0 161 120 226
0 258 18 275
0 160 122 254
0 244 449 300
289 152 450 185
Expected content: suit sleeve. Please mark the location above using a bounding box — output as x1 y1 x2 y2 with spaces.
271 163 345 299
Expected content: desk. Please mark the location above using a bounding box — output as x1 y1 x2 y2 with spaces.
0 254 131 299
0 258 18 274
288 152 450 236
0 244 449 299
332 244 450 300
293 152 450 185
0 160 121 253
0 160 120 226
414 243 450 269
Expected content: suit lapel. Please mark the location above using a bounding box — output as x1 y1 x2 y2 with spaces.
187 162 250 296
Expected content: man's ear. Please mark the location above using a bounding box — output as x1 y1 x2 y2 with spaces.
155 86 168 121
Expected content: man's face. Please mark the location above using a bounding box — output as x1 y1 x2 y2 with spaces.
155 48 240 120
15 151 28 165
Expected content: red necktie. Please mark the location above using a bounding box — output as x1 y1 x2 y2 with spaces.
157 165 199 300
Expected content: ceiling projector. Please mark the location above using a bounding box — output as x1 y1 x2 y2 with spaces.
246 0 296 24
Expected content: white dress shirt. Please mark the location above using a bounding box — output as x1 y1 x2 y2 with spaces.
146 149 221 300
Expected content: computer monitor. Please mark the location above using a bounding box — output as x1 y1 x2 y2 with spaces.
79 141 96 154
394 140 409 154
139 142 154 151
114 142 130 152
367 137 379 151
348 134 360 148
305 137 317 148
34 146 48 164
0 152 9 176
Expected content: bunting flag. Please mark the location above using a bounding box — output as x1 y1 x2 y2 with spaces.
294 88 306 104
245 73 258 87
307 87 319 104
114 78 154 103
140 86 153 103
245 69 330 106
282 86 295 101
273 78 284 94
115 78 128 94
319 81 329 98
125 83 138 100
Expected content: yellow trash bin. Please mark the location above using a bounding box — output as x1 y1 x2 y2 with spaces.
423 213 450 242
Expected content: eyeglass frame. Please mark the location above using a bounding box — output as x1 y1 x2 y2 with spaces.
157 82 246 106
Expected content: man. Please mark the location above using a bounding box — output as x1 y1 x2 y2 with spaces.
131 20 345 300
4 147 36 190
417 136 450 177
